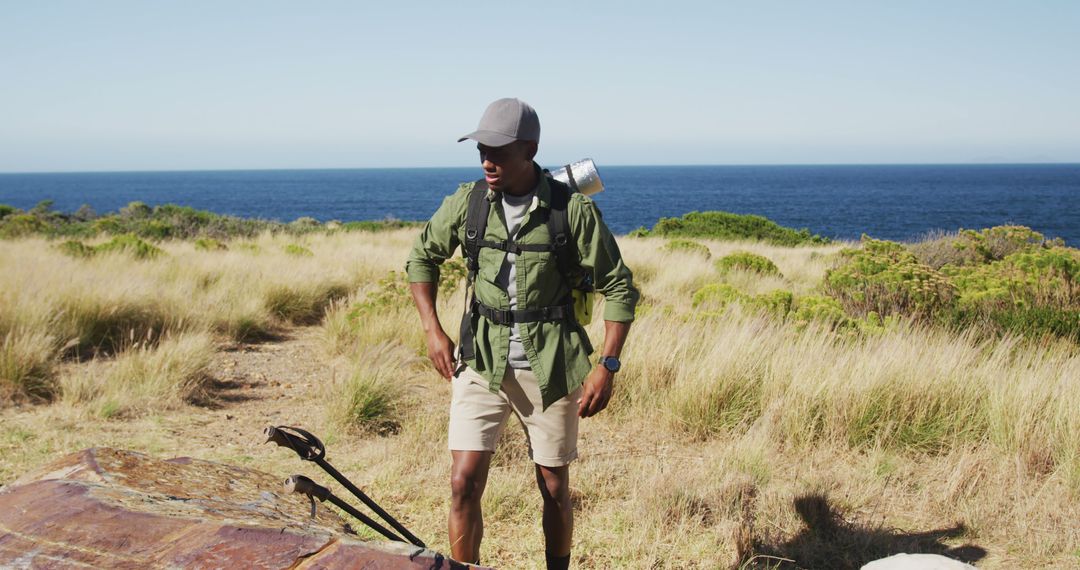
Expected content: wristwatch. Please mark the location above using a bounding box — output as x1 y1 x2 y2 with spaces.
599 355 621 373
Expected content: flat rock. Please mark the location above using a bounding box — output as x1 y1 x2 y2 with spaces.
0 448 474 569
862 553 977 569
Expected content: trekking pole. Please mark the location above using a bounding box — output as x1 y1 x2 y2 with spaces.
264 425 427 548
283 475 406 543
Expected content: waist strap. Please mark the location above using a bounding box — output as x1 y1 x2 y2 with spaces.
474 300 574 326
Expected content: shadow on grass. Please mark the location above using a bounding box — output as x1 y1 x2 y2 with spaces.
193 378 264 408
737 493 986 570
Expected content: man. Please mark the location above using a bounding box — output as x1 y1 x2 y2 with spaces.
406 98 638 569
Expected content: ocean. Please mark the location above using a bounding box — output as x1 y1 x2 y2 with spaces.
1 164 1077 244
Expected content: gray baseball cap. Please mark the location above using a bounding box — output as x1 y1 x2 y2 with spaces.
457 98 540 146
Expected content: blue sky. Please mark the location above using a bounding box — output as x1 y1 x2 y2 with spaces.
2 1 1078 171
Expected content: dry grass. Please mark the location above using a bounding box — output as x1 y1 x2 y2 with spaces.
59 331 216 418
1 230 1078 568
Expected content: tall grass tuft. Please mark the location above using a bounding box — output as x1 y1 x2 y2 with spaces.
60 332 215 418
325 342 420 434
1 329 57 403
264 282 351 324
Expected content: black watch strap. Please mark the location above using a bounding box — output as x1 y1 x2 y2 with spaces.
600 356 621 373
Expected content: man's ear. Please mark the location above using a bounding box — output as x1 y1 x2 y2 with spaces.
523 140 538 161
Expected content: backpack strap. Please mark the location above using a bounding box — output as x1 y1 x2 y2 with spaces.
545 177 593 293
463 179 491 278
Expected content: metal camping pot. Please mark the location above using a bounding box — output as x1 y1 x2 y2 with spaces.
547 158 603 196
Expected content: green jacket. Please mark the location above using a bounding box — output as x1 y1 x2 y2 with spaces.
406 170 639 409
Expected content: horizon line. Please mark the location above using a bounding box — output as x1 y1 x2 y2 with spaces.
3 160 1080 176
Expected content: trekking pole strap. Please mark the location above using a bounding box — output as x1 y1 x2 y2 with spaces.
264 425 325 461
315 457 427 547
284 475 406 544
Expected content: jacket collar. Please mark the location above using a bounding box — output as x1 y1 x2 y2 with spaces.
487 162 550 211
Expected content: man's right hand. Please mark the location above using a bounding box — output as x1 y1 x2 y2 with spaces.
426 329 457 380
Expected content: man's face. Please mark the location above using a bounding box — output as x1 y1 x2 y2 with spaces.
477 140 536 193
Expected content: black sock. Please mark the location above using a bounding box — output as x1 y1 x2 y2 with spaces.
545 551 571 570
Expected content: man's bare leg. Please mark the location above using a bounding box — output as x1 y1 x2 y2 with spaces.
535 463 572 568
450 450 492 563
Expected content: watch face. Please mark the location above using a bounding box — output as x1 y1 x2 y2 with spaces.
602 356 621 372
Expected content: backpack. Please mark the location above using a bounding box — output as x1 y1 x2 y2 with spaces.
456 174 594 362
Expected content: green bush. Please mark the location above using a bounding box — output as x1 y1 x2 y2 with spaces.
194 238 228 251
911 225 1061 269
93 234 164 260
690 284 792 318
120 201 153 219
291 216 321 229
750 289 794 317
648 211 829 246
0 201 426 241
283 243 313 257
663 239 712 259
0 213 48 238
57 240 96 259
825 227 1080 342
716 251 782 276
339 219 423 232
691 283 744 311
791 295 851 329
825 236 955 319
943 247 1080 310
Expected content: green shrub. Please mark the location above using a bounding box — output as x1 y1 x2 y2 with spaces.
119 201 153 219
438 258 468 294
57 240 96 259
94 234 164 260
648 211 829 246
350 272 411 316
825 236 955 319
691 283 745 312
0 213 48 238
716 251 782 276
791 295 851 329
749 290 794 317
283 243 313 257
663 239 711 259
911 225 1060 269
0 201 424 240
194 238 228 251
939 246 1080 341
291 216 321 229
339 219 423 232
943 247 1080 310
689 283 791 319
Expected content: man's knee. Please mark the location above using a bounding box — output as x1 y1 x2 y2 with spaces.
535 465 570 503
451 454 491 505
450 470 486 504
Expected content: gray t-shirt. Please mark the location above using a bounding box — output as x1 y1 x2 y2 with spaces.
495 187 537 369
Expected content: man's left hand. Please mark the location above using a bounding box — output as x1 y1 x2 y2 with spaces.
577 365 614 418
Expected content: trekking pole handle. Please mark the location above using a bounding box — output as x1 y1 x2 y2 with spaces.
284 474 331 502
264 425 325 461
285 476 407 544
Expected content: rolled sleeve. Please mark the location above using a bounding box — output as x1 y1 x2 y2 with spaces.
570 194 639 323
405 183 470 283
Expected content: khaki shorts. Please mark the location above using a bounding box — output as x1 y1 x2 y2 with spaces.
449 366 582 467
